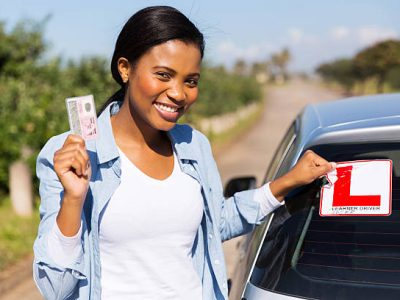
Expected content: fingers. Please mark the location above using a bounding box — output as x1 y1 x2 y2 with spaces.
54 135 90 176
277 150 336 194
305 150 335 169
63 134 86 148
55 149 89 176
299 150 336 181
310 151 329 166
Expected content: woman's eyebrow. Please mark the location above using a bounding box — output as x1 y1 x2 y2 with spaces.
153 66 176 74
153 66 200 77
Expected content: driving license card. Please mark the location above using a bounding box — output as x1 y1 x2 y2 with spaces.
320 160 392 217
66 95 98 140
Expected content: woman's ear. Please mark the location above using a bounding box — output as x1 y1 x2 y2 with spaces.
117 57 130 83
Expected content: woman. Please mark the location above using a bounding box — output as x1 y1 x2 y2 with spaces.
33 6 335 300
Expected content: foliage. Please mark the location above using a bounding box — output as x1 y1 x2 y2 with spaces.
188 64 262 120
386 66 400 90
316 58 357 93
0 20 119 193
316 39 400 94
270 48 291 81
353 40 400 92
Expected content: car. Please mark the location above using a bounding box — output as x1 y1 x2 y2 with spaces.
224 93 400 300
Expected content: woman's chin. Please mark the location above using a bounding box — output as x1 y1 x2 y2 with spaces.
152 119 179 132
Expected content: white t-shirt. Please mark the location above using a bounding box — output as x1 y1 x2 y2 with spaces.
98 149 204 299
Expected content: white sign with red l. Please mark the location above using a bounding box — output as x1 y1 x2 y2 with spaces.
320 160 392 216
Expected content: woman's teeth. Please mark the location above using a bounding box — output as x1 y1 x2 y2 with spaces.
155 103 178 113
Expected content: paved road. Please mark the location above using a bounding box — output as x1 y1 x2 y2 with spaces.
1 79 342 300
217 79 343 287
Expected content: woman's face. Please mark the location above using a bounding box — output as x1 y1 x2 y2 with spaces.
118 39 202 132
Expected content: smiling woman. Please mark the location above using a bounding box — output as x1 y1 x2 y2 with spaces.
33 5 335 300
115 39 201 131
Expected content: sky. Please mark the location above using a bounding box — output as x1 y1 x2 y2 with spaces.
1 0 399 73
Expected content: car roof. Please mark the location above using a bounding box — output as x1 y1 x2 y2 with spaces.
298 93 400 149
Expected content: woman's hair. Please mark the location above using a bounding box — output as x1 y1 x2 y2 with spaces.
98 6 205 115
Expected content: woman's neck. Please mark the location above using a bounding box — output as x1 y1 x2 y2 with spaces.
110 101 168 154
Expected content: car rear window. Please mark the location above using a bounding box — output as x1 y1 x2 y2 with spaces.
250 143 400 299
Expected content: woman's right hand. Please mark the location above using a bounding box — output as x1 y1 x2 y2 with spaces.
53 134 91 206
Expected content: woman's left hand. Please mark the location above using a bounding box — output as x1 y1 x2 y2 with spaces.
270 150 336 201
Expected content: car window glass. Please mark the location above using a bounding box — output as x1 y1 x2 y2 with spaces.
250 143 400 299
264 122 296 182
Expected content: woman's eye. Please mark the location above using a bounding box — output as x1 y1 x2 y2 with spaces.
156 72 171 80
186 78 199 87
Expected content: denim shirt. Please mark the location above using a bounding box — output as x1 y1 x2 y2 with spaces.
33 101 264 300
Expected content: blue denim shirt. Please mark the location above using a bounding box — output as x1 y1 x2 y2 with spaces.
33 101 264 300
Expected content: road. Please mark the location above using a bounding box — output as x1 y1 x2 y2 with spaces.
0 79 342 300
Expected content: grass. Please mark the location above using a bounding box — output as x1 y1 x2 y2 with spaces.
0 198 39 271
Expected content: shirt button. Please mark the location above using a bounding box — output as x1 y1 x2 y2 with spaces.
108 161 113 167
208 234 213 239
222 283 227 289
214 259 220 265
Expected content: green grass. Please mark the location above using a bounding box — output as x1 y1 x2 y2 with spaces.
0 198 39 271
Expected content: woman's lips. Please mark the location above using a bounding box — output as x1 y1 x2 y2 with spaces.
153 102 182 122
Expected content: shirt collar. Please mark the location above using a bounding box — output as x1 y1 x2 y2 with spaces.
93 101 120 164
168 125 198 162
94 101 197 164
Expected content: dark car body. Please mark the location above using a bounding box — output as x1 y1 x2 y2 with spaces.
227 93 400 300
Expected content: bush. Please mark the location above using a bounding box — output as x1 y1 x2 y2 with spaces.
186 65 262 120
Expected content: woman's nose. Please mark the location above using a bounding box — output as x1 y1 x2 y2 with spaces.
166 82 185 102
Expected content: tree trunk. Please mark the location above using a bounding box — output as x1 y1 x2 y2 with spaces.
9 160 33 216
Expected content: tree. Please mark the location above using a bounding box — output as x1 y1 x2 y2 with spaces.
0 20 50 214
250 61 270 84
233 59 247 76
316 58 357 94
270 48 291 83
0 20 122 215
353 40 400 93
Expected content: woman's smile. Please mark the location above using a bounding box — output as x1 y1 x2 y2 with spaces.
153 101 183 122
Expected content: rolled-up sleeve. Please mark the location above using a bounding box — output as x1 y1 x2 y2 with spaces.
252 182 284 218
47 222 83 268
